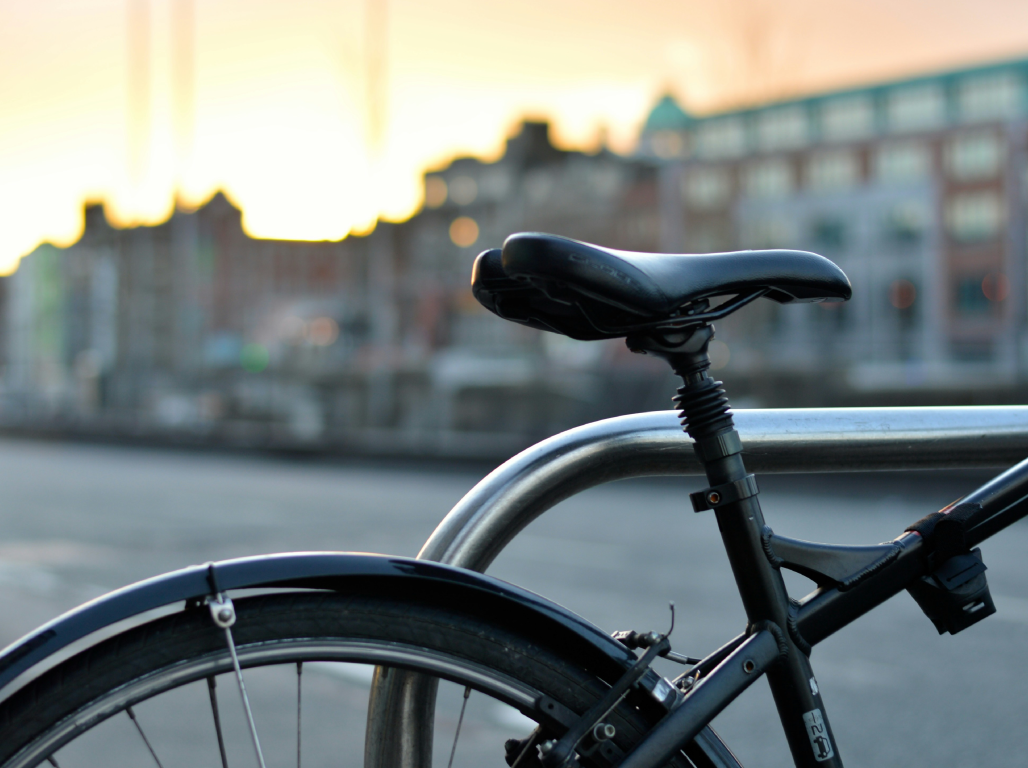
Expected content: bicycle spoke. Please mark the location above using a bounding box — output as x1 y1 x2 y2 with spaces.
46 757 60 768
207 676 230 768
296 662 302 768
209 593 267 768
4 591 724 768
223 626 266 768
446 686 472 768
126 706 164 768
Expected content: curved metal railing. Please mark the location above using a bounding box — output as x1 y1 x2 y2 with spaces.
420 407 1028 571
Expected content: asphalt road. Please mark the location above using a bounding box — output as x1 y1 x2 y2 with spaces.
1 436 1027 767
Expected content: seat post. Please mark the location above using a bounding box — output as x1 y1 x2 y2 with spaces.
627 326 846 768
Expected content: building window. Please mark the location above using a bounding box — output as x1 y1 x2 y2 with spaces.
887 84 946 132
479 170 511 200
810 217 848 250
821 95 876 141
807 150 860 190
956 274 992 315
741 217 792 248
689 224 730 253
815 300 848 331
889 278 917 309
650 131 687 159
757 106 809 151
742 159 794 198
588 166 624 200
449 176 478 205
946 131 1003 180
682 167 731 209
946 191 1004 243
424 177 448 208
616 214 658 243
883 201 927 245
954 272 1007 317
696 118 748 159
525 172 553 204
875 142 931 183
890 278 918 329
958 71 1023 122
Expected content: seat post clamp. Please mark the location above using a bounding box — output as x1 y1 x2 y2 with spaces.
690 474 759 513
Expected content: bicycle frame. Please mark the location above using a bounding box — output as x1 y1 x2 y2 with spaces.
366 406 1028 768
617 457 1028 767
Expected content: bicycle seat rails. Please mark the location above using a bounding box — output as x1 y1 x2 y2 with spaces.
474 232 854 767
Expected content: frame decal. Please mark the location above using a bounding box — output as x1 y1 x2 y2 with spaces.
802 709 834 762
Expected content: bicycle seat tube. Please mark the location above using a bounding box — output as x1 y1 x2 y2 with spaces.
628 325 844 768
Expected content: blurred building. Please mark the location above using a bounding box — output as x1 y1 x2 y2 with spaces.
0 122 668 455
2 193 381 443
638 56 1028 404
7 52 1028 457
397 121 666 445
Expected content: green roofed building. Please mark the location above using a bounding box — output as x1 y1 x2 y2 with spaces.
639 55 1028 399
639 94 695 159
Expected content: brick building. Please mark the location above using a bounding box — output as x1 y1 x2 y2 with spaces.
9 50 1028 457
1 122 667 453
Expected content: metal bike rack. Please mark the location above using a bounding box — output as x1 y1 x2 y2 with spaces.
419 406 1028 571
367 406 1028 767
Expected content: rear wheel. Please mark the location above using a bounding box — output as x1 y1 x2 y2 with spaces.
0 591 742 768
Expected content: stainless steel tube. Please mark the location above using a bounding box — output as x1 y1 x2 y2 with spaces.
419 406 1028 571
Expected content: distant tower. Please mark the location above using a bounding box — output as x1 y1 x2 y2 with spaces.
172 0 195 188
365 0 388 151
126 0 151 185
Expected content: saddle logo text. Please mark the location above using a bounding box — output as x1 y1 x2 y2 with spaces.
802 708 834 762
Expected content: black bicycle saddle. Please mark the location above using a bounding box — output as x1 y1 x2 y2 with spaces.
472 233 852 341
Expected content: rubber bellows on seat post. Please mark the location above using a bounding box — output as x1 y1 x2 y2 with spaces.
626 326 734 441
672 376 733 442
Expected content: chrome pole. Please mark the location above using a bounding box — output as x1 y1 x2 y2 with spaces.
419 406 1028 571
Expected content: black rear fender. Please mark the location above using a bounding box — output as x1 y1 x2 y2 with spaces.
0 552 639 700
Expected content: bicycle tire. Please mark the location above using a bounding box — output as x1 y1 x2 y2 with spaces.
0 591 742 768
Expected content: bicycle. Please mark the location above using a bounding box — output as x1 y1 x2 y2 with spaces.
1 232 1027 768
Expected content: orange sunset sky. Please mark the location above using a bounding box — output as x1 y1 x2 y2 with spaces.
4 0 1028 275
